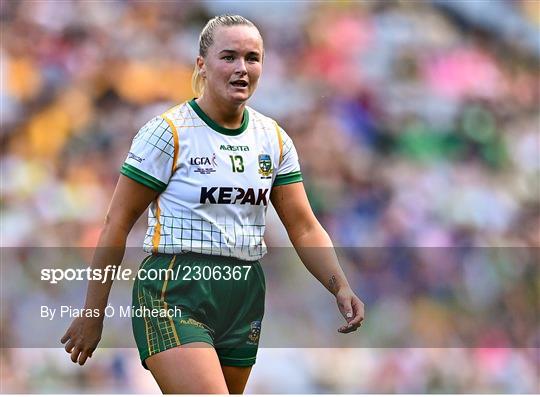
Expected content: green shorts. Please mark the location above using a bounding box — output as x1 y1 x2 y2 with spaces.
132 252 265 369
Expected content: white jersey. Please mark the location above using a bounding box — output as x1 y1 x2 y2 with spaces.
121 99 302 260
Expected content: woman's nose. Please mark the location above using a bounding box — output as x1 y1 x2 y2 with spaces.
235 59 247 74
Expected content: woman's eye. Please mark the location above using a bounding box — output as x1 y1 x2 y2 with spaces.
223 55 234 61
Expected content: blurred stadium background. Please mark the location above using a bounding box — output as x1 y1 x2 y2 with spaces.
1 0 539 393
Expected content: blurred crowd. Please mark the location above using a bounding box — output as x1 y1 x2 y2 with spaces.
1 0 539 393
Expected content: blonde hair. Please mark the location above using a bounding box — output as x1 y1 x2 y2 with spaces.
191 14 261 97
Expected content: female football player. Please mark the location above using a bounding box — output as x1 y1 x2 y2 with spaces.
61 14 364 394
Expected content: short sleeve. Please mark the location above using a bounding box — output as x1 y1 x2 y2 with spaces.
120 116 175 192
273 127 303 187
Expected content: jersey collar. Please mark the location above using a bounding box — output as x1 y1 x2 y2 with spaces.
188 99 249 136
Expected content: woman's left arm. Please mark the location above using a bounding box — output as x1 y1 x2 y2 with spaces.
271 182 364 333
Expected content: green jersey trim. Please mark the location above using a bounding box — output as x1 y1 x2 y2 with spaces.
188 99 249 136
273 171 303 186
121 163 167 192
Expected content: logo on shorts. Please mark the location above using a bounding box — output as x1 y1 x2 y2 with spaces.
247 320 261 344
180 318 206 329
258 154 272 179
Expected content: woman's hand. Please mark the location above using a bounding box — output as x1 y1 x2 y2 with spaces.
59 176 158 366
61 316 103 365
335 287 365 333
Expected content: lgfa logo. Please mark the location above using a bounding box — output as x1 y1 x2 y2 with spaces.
191 153 218 175
190 154 218 167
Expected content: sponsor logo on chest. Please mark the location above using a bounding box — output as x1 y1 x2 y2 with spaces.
220 144 250 152
200 187 269 205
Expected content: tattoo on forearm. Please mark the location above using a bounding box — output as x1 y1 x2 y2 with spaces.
329 275 338 294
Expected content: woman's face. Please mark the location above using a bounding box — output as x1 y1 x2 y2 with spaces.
198 25 263 105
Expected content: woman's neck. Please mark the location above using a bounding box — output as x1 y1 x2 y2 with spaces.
195 95 245 129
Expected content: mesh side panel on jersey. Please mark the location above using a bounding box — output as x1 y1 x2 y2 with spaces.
137 118 175 159
144 210 266 259
162 102 213 130
144 204 159 250
281 139 294 159
181 105 213 129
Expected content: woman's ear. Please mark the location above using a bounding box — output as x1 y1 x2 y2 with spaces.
196 56 206 78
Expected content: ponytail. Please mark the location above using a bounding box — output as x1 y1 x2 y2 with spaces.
191 66 204 97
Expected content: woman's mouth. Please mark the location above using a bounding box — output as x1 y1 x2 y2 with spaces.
230 80 248 89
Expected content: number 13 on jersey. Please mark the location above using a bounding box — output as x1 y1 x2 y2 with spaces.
229 155 244 173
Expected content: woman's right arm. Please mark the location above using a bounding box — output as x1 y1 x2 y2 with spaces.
61 175 159 365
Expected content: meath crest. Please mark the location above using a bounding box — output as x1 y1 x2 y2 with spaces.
248 320 262 344
258 154 272 179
